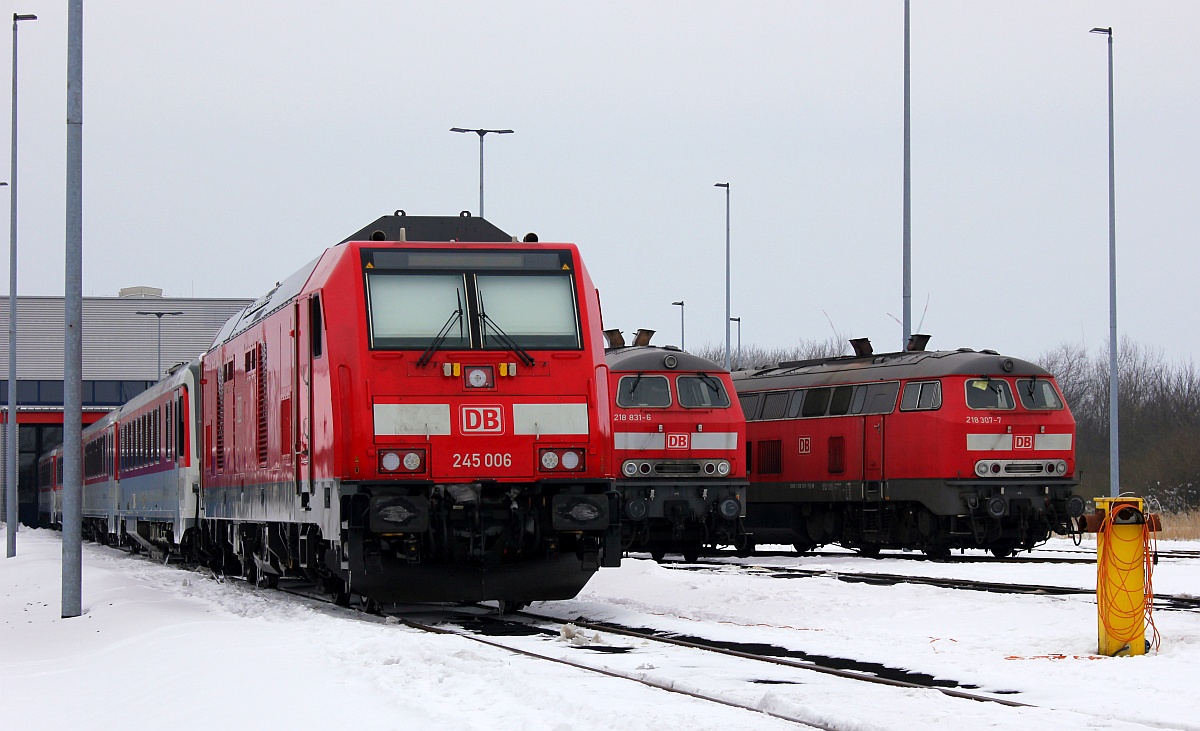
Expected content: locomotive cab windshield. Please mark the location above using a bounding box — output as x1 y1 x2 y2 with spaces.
363 248 582 354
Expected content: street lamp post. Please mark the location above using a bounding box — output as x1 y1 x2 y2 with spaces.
450 127 513 219
672 301 685 350
902 0 912 350
730 317 741 371
1091 26 1118 498
714 183 730 370
7 12 36 559
135 311 184 379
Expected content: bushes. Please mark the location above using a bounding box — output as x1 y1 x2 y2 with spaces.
1041 339 1200 509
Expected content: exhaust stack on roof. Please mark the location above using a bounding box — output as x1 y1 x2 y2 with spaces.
633 329 655 347
907 334 931 352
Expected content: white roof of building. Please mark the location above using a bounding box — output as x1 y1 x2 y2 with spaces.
0 296 254 380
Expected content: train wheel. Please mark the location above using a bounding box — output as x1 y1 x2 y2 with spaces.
793 542 816 555
682 547 700 563
923 545 951 561
990 544 1016 559
325 578 352 607
500 600 529 614
855 545 881 558
649 548 667 563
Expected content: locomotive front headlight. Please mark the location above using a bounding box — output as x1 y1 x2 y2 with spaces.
1057 461 1068 475
561 450 581 470
380 451 402 472
716 460 731 476
403 451 423 471
540 451 560 470
975 461 989 477
622 460 638 477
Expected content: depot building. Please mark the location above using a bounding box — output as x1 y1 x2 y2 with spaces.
0 287 251 526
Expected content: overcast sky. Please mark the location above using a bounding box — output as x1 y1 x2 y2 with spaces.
4 1 1198 364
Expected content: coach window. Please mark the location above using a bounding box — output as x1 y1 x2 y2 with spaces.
1016 378 1064 410
677 375 731 408
758 390 789 419
828 385 854 416
802 387 831 417
310 295 324 358
900 381 942 411
786 390 805 418
965 378 1014 410
737 392 763 420
616 375 671 408
854 382 901 415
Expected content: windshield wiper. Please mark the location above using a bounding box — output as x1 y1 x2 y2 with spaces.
695 371 723 394
417 289 463 367
478 294 535 367
629 371 644 396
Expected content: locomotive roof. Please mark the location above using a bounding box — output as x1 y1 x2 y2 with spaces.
215 214 521 347
605 346 727 373
732 348 1053 390
341 213 513 244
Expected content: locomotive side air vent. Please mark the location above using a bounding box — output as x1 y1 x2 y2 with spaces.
907 334 931 352
850 338 873 357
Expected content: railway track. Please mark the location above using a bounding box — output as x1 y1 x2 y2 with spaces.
270 577 1044 729
665 562 1200 613
688 544 1200 564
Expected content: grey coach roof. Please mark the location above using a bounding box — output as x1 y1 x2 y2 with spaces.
0 296 253 380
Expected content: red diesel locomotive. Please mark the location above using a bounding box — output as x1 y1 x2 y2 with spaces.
195 213 620 607
732 340 1085 557
42 214 620 610
603 330 748 562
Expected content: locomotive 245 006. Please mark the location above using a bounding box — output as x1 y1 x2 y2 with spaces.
41 213 620 610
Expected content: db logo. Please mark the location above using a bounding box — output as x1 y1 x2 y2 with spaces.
798 437 812 455
666 433 689 450
461 406 504 434
1014 435 1034 450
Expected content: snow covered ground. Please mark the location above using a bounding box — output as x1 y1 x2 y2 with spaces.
3 526 1197 731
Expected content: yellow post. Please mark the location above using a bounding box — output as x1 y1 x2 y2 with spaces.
1094 496 1148 656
